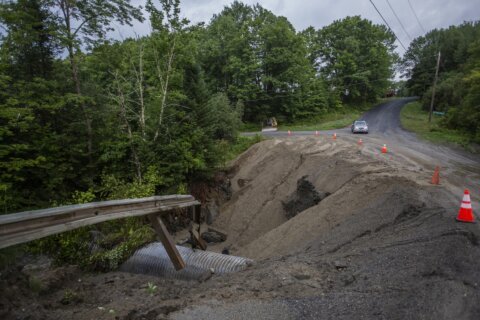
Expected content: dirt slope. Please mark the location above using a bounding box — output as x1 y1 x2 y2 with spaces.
212 136 432 259
178 136 480 319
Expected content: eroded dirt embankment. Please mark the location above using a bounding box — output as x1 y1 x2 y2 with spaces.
210 137 449 259
190 136 480 319
2 136 479 320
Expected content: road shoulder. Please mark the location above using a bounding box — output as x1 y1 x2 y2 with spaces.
400 101 479 153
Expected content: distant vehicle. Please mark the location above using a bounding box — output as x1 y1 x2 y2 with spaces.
351 120 369 134
262 117 278 132
385 89 396 97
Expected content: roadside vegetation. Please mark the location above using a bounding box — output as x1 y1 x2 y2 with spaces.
279 106 364 132
402 21 480 144
220 135 264 163
241 108 364 132
278 100 395 132
401 102 476 151
0 0 398 269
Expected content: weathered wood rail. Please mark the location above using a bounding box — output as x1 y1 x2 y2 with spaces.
0 195 201 270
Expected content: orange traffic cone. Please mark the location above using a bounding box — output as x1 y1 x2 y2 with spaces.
358 138 363 146
333 133 337 140
456 189 475 223
381 144 387 153
431 166 440 185
288 130 292 136
315 130 319 136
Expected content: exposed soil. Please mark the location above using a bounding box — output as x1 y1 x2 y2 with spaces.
1 133 480 319
282 176 329 220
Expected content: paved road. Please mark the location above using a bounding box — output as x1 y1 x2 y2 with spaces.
359 97 417 134
243 98 419 138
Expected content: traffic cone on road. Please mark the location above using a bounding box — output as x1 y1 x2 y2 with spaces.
430 166 440 185
381 144 387 153
288 130 292 136
358 138 363 146
333 133 337 140
456 189 475 223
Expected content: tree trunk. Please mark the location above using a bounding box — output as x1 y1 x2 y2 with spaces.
153 36 176 142
113 73 143 182
61 0 93 160
67 46 93 158
132 43 146 139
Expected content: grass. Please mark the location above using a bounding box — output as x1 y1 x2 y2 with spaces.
240 122 264 132
400 101 475 150
217 135 264 167
279 109 363 131
279 101 380 131
146 282 158 296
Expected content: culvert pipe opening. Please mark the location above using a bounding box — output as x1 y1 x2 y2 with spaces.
120 242 254 281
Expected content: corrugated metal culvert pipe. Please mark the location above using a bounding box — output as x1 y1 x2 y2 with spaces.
120 242 254 280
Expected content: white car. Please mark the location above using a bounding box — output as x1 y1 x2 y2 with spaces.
351 120 369 134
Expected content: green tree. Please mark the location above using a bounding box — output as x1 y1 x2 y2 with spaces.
200 2 327 122
0 0 63 211
50 0 144 159
0 0 58 81
316 16 397 104
402 21 480 141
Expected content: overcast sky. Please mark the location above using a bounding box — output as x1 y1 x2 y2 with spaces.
114 0 480 56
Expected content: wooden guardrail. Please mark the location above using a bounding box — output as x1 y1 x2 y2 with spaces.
0 195 201 270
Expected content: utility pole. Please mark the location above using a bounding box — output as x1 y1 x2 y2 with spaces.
429 51 441 122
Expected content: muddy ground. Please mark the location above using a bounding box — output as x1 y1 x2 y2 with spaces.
2 129 480 319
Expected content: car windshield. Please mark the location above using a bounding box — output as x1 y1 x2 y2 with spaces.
355 121 366 126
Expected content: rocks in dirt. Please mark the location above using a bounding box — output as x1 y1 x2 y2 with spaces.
22 255 52 274
340 273 356 286
282 175 330 219
205 202 219 225
201 227 228 243
201 232 223 243
292 273 311 280
214 171 232 200
20 264 79 295
394 203 424 223
333 260 348 270
237 178 251 187
125 305 181 320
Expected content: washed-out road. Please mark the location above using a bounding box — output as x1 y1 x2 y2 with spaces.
168 98 480 320
244 97 480 212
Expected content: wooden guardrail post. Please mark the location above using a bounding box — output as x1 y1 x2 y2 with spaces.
148 214 186 270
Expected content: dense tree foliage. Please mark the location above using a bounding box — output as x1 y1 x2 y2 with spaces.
0 0 398 213
201 9 396 122
315 16 397 105
402 21 480 142
201 3 324 122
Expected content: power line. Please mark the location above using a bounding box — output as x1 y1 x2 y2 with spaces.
407 0 427 34
368 0 407 51
407 0 439 55
385 0 412 41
